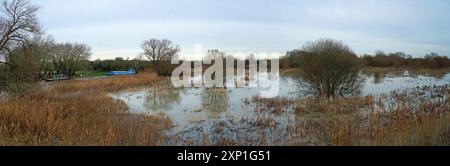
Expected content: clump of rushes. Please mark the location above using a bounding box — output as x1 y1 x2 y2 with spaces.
252 96 295 114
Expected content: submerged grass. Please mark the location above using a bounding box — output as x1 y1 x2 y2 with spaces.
178 86 450 146
289 89 449 146
287 102 450 146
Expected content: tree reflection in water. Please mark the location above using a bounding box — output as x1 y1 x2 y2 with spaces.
145 80 181 112
373 72 385 84
202 88 229 118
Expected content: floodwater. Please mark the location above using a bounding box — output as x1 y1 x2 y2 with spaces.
110 70 450 144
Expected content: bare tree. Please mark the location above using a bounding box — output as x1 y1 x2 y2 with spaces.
50 43 91 78
295 39 363 99
0 35 53 92
35 36 55 78
0 0 40 63
141 39 179 75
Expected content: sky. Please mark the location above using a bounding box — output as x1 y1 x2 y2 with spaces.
35 0 450 60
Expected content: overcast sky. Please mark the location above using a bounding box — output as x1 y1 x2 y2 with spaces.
35 0 450 60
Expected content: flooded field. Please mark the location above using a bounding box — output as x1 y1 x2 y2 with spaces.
110 70 450 145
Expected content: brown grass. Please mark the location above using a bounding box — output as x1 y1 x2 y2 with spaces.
50 72 159 94
0 72 172 145
285 90 450 146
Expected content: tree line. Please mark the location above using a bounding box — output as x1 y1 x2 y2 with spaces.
0 0 179 93
361 52 450 68
281 50 450 69
0 0 92 92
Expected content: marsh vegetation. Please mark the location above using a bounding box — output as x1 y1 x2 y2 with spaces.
110 68 450 146
0 0 449 146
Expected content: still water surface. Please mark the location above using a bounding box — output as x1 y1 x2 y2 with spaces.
110 71 450 143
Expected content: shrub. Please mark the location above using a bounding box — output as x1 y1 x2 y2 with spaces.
295 39 363 98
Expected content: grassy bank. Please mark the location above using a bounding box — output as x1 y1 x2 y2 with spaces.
0 72 172 145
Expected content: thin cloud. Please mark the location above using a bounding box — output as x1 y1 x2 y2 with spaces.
36 0 450 59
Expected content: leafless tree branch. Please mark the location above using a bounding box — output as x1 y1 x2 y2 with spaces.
0 0 40 62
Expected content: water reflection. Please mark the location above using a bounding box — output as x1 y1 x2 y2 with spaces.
110 69 450 144
361 70 450 96
373 72 385 84
202 88 229 118
112 70 450 116
361 69 449 82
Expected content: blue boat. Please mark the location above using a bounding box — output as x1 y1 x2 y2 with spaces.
107 69 136 76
